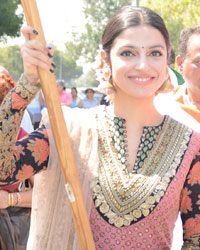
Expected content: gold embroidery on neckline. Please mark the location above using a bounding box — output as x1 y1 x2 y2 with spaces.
92 108 192 227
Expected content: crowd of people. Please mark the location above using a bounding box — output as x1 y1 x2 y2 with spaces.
27 81 100 128
0 4 200 250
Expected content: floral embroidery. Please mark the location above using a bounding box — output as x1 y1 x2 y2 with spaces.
14 145 25 160
16 164 35 180
27 137 49 165
184 215 200 238
181 187 192 214
0 74 48 184
196 194 200 210
12 92 29 110
180 151 200 247
187 162 200 186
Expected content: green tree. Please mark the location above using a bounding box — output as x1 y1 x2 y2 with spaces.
64 0 133 88
0 46 82 85
140 0 200 54
65 0 133 64
0 0 23 42
53 48 83 87
73 70 98 88
0 45 23 80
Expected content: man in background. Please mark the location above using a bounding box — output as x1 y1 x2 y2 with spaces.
175 25 200 122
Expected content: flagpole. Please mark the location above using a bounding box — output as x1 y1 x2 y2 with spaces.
20 1 96 249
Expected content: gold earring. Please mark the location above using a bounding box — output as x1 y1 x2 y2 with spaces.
157 77 174 93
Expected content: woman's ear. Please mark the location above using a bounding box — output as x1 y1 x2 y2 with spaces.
176 55 184 74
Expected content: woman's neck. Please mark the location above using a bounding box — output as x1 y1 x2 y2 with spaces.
87 97 93 101
110 93 163 127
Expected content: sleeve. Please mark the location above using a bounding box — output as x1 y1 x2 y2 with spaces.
180 153 200 249
0 74 43 185
0 125 49 187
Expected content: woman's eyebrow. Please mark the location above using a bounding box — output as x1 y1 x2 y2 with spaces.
120 44 165 49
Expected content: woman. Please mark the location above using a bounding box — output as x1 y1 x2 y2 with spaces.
79 88 99 108
57 80 72 106
71 87 81 108
0 6 200 250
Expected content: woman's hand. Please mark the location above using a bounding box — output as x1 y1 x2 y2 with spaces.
20 26 55 85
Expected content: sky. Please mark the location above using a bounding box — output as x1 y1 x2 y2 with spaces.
36 0 85 49
5 0 85 50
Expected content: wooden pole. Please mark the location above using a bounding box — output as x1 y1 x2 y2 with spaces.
20 1 96 249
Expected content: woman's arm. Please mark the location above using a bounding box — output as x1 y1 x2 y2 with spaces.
180 153 200 249
0 189 33 209
16 176 35 208
0 121 49 186
0 176 34 208
0 74 41 182
0 27 54 185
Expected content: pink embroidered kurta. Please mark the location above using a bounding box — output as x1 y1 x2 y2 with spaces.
0 75 200 249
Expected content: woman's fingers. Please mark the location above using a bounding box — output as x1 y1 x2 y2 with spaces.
46 44 55 56
20 26 55 85
20 26 38 41
21 43 55 84
21 39 51 62
21 42 52 72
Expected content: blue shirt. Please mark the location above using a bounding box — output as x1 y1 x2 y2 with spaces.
82 98 98 108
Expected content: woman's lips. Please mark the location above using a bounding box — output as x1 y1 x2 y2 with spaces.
128 75 154 85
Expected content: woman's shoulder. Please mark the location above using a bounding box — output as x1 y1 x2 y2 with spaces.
168 115 200 140
43 105 103 129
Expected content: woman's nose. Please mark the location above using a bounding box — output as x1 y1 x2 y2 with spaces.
135 55 149 71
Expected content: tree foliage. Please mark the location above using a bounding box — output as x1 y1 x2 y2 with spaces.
74 70 97 88
0 46 83 85
64 0 133 87
65 0 133 63
0 0 23 42
66 0 200 67
0 45 23 80
140 0 200 54
53 47 83 87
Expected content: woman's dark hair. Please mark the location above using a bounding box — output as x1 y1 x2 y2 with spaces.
71 87 77 93
102 6 170 57
168 48 175 65
85 88 95 94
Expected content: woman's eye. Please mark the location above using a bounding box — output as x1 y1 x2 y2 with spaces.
120 51 134 57
150 51 162 57
193 61 200 67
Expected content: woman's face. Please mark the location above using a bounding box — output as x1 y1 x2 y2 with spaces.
110 25 168 99
57 83 64 94
71 89 77 98
86 90 94 99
